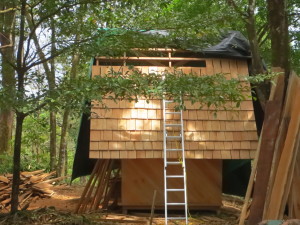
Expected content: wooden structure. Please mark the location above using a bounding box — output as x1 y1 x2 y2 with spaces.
239 72 300 224
86 49 258 211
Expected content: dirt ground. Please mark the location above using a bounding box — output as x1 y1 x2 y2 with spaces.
0 184 243 225
28 184 86 212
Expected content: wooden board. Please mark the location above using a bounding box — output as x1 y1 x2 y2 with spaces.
266 73 300 203
264 88 300 219
121 159 222 209
247 75 285 225
247 101 283 224
289 140 300 218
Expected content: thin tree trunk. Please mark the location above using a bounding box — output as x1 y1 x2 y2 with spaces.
26 13 57 171
58 110 69 177
0 0 16 154
57 53 80 177
49 111 57 170
226 0 268 111
245 0 268 112
11 0 26 214
11 112 25 213
49 19 57 171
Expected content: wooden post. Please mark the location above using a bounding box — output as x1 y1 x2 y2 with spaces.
149 190 157 225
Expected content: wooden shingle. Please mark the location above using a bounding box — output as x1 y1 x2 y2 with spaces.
90 58 258 160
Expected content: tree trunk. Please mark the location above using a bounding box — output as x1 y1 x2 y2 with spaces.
267 0 290 77
57 53 80 177
49 19 57 171
58 110 69 177
0 0 16 154
11 112 25 213
245 0 268 112
246 0 264 75
26 13 57 171
49 112 57 170
11 0 26 214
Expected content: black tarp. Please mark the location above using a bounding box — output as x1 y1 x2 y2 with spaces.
141 30 251 59
71 112 96 181
200 31 251 58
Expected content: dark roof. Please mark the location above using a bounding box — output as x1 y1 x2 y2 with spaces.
141 30 251 59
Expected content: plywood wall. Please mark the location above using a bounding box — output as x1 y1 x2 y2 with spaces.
89 58 258 159
121 159 222 209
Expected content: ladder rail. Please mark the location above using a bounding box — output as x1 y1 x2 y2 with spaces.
180 109 188 225
163 99 188 225
163 99 168 225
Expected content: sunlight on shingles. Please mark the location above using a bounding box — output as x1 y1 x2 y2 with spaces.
134 99 145 108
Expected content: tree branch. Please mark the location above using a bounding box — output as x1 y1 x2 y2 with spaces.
257 23 269 45
26 37 94 70
225 0 248 21
0 7 17 14
25 0 102 60
24 102 47 117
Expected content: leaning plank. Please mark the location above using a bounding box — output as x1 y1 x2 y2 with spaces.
288 131 300 218
238 133 263 225
247 101 283 225
76 160 102 213
280 130 300 217
264 89 300 219
266 73 300 207
242 75 284 225
75 160 101 213
90 160 111 211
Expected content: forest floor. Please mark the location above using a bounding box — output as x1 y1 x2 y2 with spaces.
0 184 243 225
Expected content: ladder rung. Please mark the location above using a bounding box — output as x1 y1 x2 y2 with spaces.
167 189 184 192
166 136 181 139
166 175 184 178
167 203 185 205
166 148 182 151
167 217 186 220
165 112 181 114
166 161 181 165
165 124 181 127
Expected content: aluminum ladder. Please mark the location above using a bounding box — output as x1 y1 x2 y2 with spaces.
163 99 188 224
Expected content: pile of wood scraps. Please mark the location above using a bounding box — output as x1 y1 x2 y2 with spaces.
239 72 300 225
0 170 59 211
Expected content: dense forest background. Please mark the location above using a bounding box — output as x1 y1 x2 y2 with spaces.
0 0 299 213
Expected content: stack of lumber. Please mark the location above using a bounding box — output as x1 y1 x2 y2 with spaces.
239 72 300 225
75 159 121 213
0 170 56 210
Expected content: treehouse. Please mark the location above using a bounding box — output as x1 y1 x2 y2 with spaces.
72 31 258 213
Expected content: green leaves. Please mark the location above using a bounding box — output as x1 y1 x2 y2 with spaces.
0 66 271 117
50 68 258 114
162 71 249 110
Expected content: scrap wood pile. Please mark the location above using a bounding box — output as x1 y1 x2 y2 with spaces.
239 71 300 225
0 170 58 210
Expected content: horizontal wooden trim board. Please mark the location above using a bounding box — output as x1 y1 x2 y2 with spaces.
96 56 207 61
